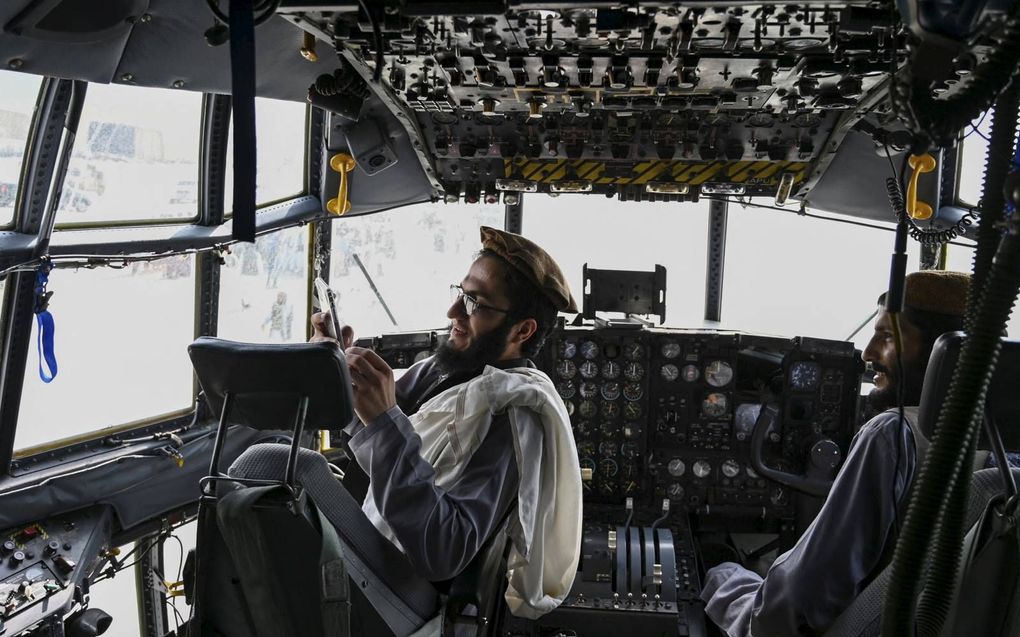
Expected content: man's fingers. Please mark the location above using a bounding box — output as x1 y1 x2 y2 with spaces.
346 346 391 374
346 349 386 383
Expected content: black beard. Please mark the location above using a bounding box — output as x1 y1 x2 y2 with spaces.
867 363 926 413
435 318 514 375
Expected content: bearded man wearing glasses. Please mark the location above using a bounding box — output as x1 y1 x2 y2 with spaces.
310 226 582 625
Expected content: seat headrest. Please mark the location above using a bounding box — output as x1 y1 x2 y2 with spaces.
918 332 1020 451
189 337 354 431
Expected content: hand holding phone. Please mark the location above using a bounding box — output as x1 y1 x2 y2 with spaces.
314 277 345 342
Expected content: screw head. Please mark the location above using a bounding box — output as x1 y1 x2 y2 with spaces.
172 79 185 89
120 73 134 82
8 58 23 70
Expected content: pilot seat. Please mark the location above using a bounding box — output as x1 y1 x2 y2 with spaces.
185 337 513 637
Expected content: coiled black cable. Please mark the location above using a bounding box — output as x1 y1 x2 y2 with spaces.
313 63 370 99
884 175 977 245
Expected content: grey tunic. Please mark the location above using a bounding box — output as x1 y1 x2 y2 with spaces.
701 409 918 637
344 356 528 582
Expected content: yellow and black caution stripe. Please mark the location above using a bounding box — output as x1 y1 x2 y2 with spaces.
502 159 809 187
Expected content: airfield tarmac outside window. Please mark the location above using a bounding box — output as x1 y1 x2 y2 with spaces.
218 225 310 343
51 83 202 226
13 257 195 454
224 97 306 212
0 71 43 227
329 202 503 339
524 196 710 328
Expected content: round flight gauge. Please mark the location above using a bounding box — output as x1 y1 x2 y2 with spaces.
623 382 643 401
624 343 644 361
667 483 685 500
580 340 600 360
579 381 598 399
557 380 576 400
702 392 730 418
601 381 621 401
565 402 575 416
577 442 595 458
579 360 599 379
722 459 741 478
599 458 619 478
575 421 593 437
789 361 822 391
682 364 700 382
601 401 620 419
667 458 686 477
579 400 597 418
692 460 712 479
601 361 621 380
704 360 734 387
661 341 681 359
624 362 644 382
600 421 616 436
556 360 577 380
559 340 577 359
621 442 640 459
660 364 680 382
624 401 642 420
599 441 618 457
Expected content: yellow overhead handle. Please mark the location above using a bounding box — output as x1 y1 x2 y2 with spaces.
326 154 356 215
906 153 936 220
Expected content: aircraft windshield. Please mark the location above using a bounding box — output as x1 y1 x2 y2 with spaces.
330 202 504 338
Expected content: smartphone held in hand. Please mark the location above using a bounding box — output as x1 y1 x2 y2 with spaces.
313 277 345 341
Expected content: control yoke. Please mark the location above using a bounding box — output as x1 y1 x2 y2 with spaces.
750 404 842 498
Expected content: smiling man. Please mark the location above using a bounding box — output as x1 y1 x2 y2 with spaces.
701 270 971 637
311 226 582 623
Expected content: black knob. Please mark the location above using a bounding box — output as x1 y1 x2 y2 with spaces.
10 550 25 565
46 540 60 556
1 540 15 555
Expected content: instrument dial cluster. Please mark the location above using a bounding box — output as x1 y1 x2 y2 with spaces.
545 327 860 522
554 333 648 502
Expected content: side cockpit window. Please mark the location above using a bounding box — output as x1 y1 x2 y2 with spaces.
225 97 306 211
0 70 42 226
14 257 196 455
55 83 201 226
218 225 310 343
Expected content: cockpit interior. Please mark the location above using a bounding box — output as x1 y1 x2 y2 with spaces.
0 1 1018 636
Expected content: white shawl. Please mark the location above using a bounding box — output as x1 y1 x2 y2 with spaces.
363 365 582 618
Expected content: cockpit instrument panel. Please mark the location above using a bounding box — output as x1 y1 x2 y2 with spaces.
542 326 861 529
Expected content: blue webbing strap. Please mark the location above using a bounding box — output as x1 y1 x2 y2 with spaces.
229 0 257 243
33 266 57 383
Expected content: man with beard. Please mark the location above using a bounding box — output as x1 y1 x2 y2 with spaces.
310 226 582 623
701 270 971 637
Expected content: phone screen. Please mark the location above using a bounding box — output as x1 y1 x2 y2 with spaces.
314 277 344 341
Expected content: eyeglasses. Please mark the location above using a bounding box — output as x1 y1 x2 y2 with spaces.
450 284 513 316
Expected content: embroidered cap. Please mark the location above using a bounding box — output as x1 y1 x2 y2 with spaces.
479 226 578 313
879 270 971 317
902 270 971 316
